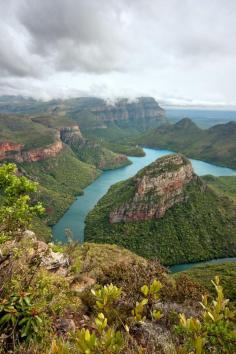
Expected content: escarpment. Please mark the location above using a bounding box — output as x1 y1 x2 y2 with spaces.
91 97 166 124
0 132 64 163
109 154 196 223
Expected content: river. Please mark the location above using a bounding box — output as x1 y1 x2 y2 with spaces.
53 147 236 272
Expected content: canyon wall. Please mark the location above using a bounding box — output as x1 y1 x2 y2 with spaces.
0 134 64 163
109 154 198 223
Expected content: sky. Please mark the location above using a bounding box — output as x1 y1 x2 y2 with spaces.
0 0 236 108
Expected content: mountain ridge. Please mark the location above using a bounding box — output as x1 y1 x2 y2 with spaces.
136 118 236 168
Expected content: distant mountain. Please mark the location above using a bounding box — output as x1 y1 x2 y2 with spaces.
137 118 236 169
0 96 167 142
85 154 236 265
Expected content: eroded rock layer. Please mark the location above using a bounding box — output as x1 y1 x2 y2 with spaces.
109 154 197 223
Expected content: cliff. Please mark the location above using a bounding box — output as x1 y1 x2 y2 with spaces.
85 154 236 265
109 154 197 223
91 97 165 124
0 142 23 160
59 125 84 144
0 133 64 163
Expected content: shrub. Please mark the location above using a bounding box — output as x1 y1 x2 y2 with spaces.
0 163 44 238
177 276 236 353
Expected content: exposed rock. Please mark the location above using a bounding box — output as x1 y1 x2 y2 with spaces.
0 133 64 163
22 230 37 241
55 318 76 333
109 154 197 223
89 97 166 128
136 321 177 354
41 248 69 270
60 125 84 144
0 142 23 160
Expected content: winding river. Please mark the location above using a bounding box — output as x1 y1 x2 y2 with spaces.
53 148 236 272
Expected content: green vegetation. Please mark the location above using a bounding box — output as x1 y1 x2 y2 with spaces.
20 147 100 232
20 147 99 196
0 163 44 240
176 276 236 354
179 262 236 302
102 142 145 157
68 140 131 170
33 113 131 170
0 114 56 150
136 118 236 169
0 166 234 353
85 178 236 265
202 175 236 203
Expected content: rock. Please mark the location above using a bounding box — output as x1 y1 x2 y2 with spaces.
0 142 23 160
41 249 69 270
60 125 84 144
140 322 177 354
91 97 166 126
0 133 64 163
56 318 76 333
109 154 197 223
22 230 37 241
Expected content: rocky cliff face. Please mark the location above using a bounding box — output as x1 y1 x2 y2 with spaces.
0 133 64 163
59 125 84 144
109 154 197 223
0 142 23 160
90 97 166 126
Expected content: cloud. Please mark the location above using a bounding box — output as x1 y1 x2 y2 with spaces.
0 0 236 106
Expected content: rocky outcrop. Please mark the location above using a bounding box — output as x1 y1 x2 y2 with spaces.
16 140 63 163
109 154 197 223
60 125 84 144
0 136 64 163
0 142 23 160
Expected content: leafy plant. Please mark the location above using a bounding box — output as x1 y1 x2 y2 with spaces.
0 163 44 238
177 276 236 353
91 283 122 313
132 279 163 323
0 291 44 341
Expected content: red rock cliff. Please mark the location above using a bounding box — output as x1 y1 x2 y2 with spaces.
0 133 64 163
109 154 197 223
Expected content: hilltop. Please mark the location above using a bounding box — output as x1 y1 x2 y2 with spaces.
85 154 236 265
137 118 236 169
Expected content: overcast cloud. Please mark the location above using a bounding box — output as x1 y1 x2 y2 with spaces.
0 0 236 107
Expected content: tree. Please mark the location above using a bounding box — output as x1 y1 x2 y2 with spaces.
0 163 44 239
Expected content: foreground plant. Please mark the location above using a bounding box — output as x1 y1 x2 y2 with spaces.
0 163 44 238
132 279 163 322
177 276 236 354
0 291 45 343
